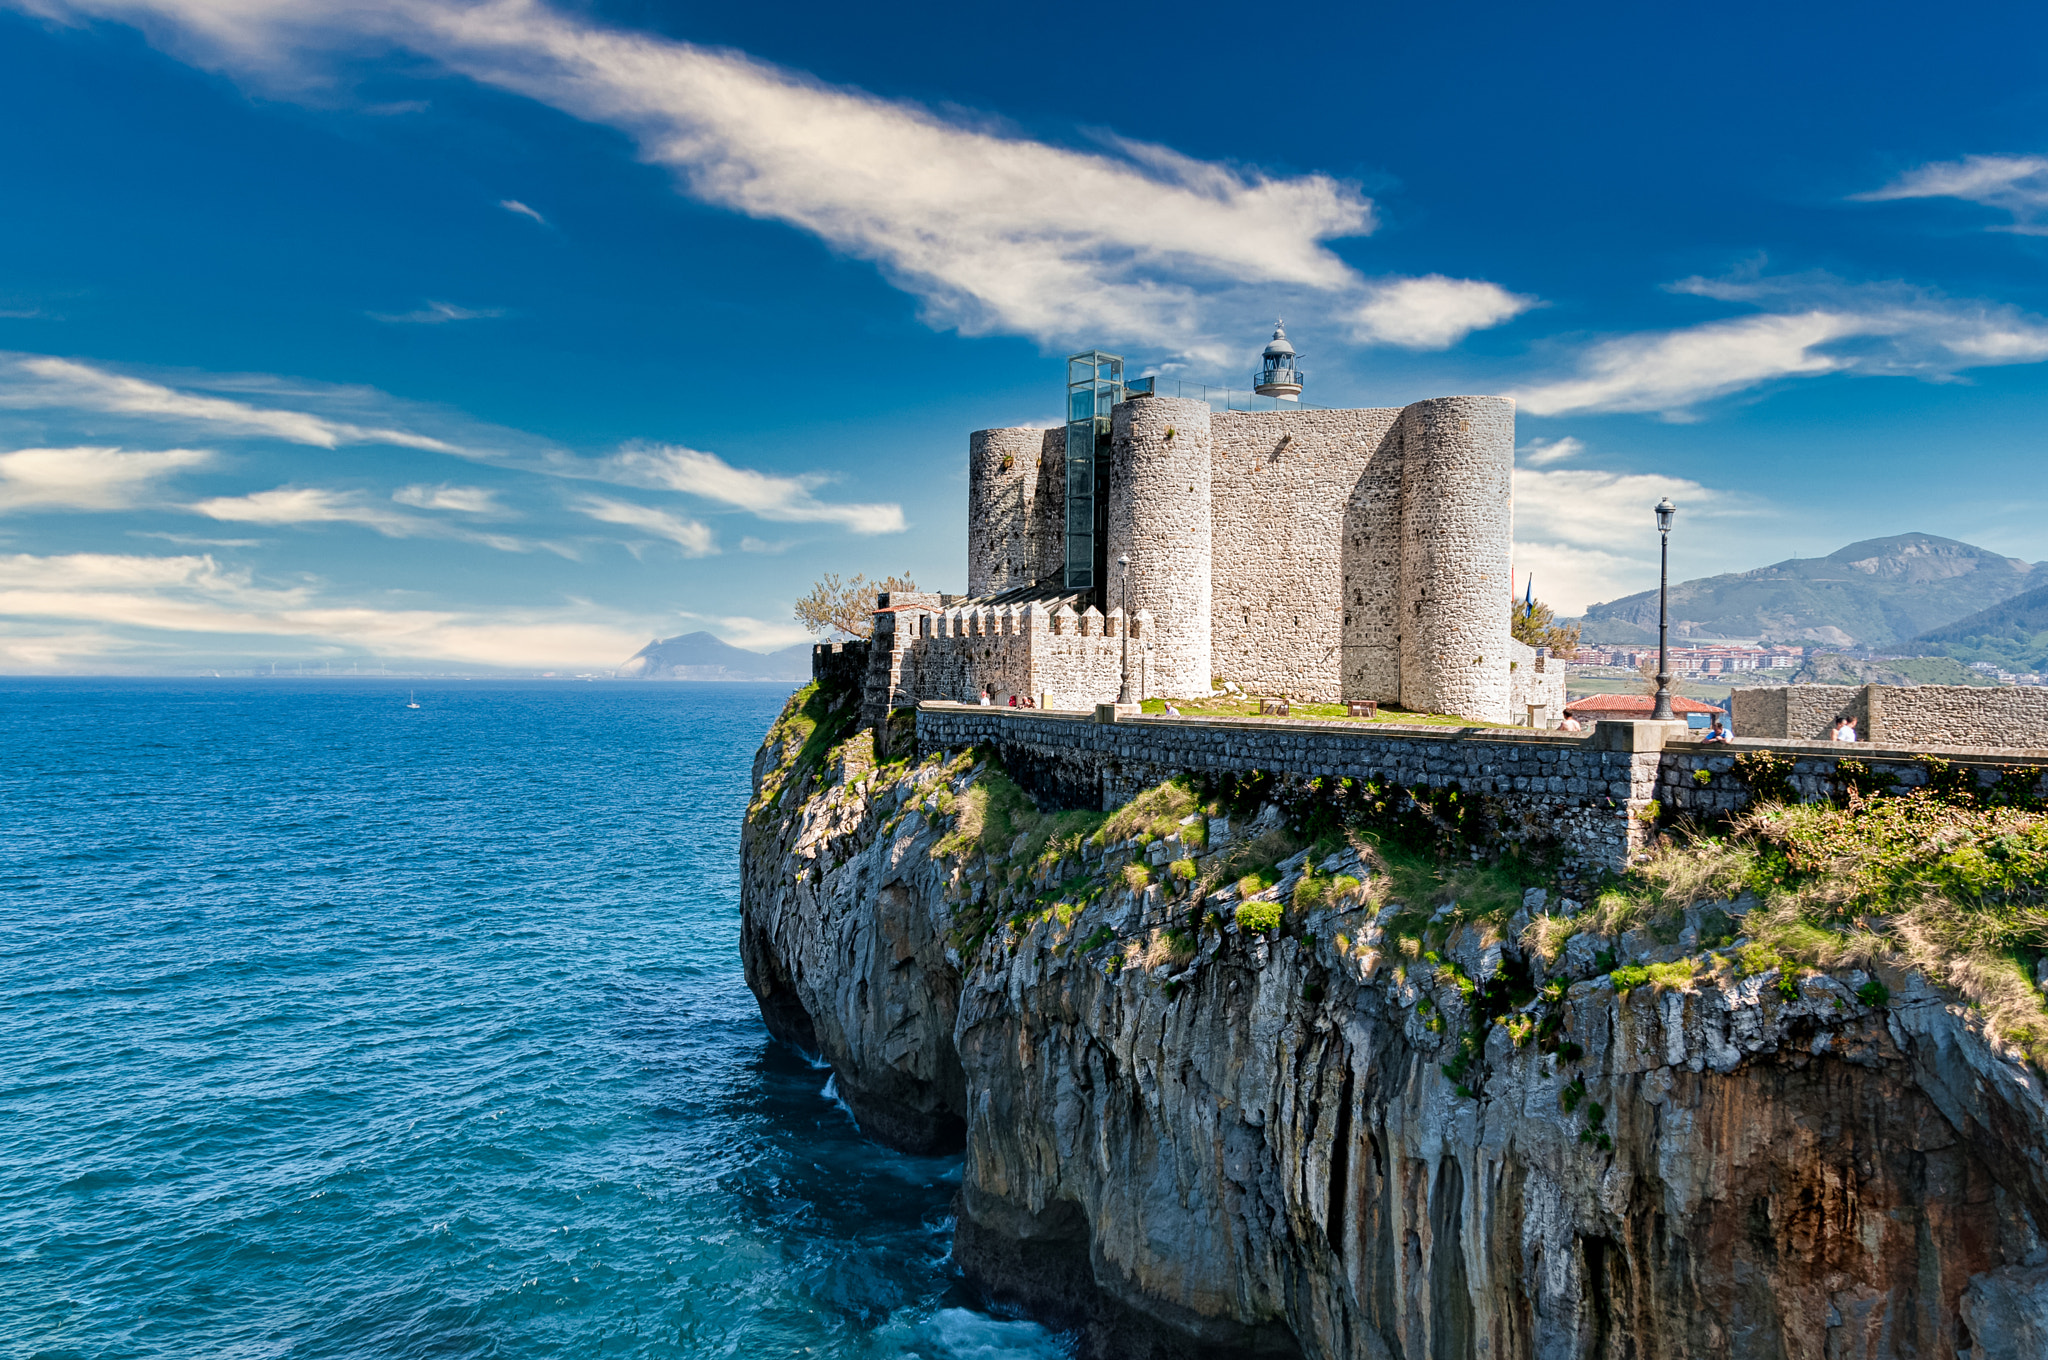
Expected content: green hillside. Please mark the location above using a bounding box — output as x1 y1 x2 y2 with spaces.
1577 533 2041 647
1914 582 2048 673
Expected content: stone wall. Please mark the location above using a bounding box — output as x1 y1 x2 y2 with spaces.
1509 639 1569 723
1733 682 2048 748
863 602 1157 714
1208 407 1398 702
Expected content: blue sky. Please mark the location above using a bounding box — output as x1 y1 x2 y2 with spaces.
3 0 2047 672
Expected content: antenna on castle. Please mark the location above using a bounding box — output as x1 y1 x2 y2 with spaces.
1253 320 1303 401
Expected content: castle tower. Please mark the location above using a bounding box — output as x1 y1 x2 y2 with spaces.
1107 395 1212 698
966 427 1043 596
1397 396 1515 722
1252 321 1303 401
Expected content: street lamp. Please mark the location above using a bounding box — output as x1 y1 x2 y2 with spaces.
1652 498 1677 720
1116 553 1133 704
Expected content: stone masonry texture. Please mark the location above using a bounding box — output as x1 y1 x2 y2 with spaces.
935 390 1519 721
1108 396 1212 699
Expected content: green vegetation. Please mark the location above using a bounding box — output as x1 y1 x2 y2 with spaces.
1236 900 1283 933
750 680 862 821
1600 782 2048 1061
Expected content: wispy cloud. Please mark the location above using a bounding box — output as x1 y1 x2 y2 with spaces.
27 0 1530 357
569 495 717 555
598 443 905 534
1510 271 2048 417
392 483 503 514
0 353 460 450
367 300 509 324
0 445 212 510
1853 154 2048 235
499 198 546 225
0 550 650 670
1515 435 1583 468
192 484 560 556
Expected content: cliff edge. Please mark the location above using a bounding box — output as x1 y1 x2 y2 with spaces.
740 681 2048 1359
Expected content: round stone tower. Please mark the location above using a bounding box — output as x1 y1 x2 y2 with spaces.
966 427 1044 597
1397 395 1515 723
1107 395 1212 699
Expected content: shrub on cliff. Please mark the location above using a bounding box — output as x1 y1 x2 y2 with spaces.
1618 788 2048 1063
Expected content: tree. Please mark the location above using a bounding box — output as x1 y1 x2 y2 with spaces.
1510 597 1581 660
794 571 919 639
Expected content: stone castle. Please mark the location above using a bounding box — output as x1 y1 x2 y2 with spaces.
840 331 1564 726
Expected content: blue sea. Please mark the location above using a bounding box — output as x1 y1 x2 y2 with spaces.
1 679 1064 1360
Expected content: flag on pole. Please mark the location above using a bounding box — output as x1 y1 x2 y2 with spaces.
1524 575 1535 618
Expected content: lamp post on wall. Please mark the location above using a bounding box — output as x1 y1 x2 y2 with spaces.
1652 498 1677 721
1116 553 1133 704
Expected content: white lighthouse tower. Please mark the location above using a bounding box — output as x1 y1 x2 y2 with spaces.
1252 320 1304 400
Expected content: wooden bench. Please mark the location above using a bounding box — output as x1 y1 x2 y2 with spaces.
1258 697 1290 717
1347 700 1378 718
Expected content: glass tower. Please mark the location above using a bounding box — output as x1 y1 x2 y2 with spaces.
1063 350 1124 593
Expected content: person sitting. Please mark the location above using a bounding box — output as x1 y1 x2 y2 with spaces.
978 685 992 706
1831 716 1858 741
1702 714 1730 743
1558 714 1582 732
1007 693 1018 707
1164 700 1182 716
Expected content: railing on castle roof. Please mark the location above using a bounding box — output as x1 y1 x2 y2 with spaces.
1156 378 1328 413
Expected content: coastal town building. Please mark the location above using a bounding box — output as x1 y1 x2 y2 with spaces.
838 333 1562 726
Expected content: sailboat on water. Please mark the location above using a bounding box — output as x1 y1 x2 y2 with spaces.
405 690 420 709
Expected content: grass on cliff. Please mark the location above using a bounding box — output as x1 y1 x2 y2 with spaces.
1539 788 2048 1063
750 680 861 821
934 755 1107 878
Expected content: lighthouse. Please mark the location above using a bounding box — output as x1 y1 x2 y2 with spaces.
1252 320 1304 400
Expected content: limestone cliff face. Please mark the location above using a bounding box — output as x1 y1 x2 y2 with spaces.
740 716 2048 1359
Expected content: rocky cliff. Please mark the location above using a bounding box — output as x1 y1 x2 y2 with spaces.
740 684 2048 1359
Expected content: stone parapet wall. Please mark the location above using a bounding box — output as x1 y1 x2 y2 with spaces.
916 701 1662 869
1733 682 2048 747
912 703 2048 870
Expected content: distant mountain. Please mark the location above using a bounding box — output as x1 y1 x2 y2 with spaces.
1578 534 2042 647
1913 582 2048 674
615 631 814 681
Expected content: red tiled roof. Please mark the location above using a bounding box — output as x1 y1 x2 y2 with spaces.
1564 693 1723 716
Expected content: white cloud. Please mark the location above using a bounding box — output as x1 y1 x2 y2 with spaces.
1515 435 1583 468
499 198 547 225
0 550 652 670
598 443 905 534
0 445 211 510
392 483 503 514
193 484 552 555
367 300 508 324
1513 465 1775 614
0 353 460 450
1350 275 1536 349
569 494 717 555
677 610 811 651
194 486 420 534
1853 154 2048 234
23 0 1529 356
738 536 790 554
1510 272 2048 417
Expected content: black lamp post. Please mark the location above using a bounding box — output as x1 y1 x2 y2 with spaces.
1652 498 1677 720
1116 553 1133 705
